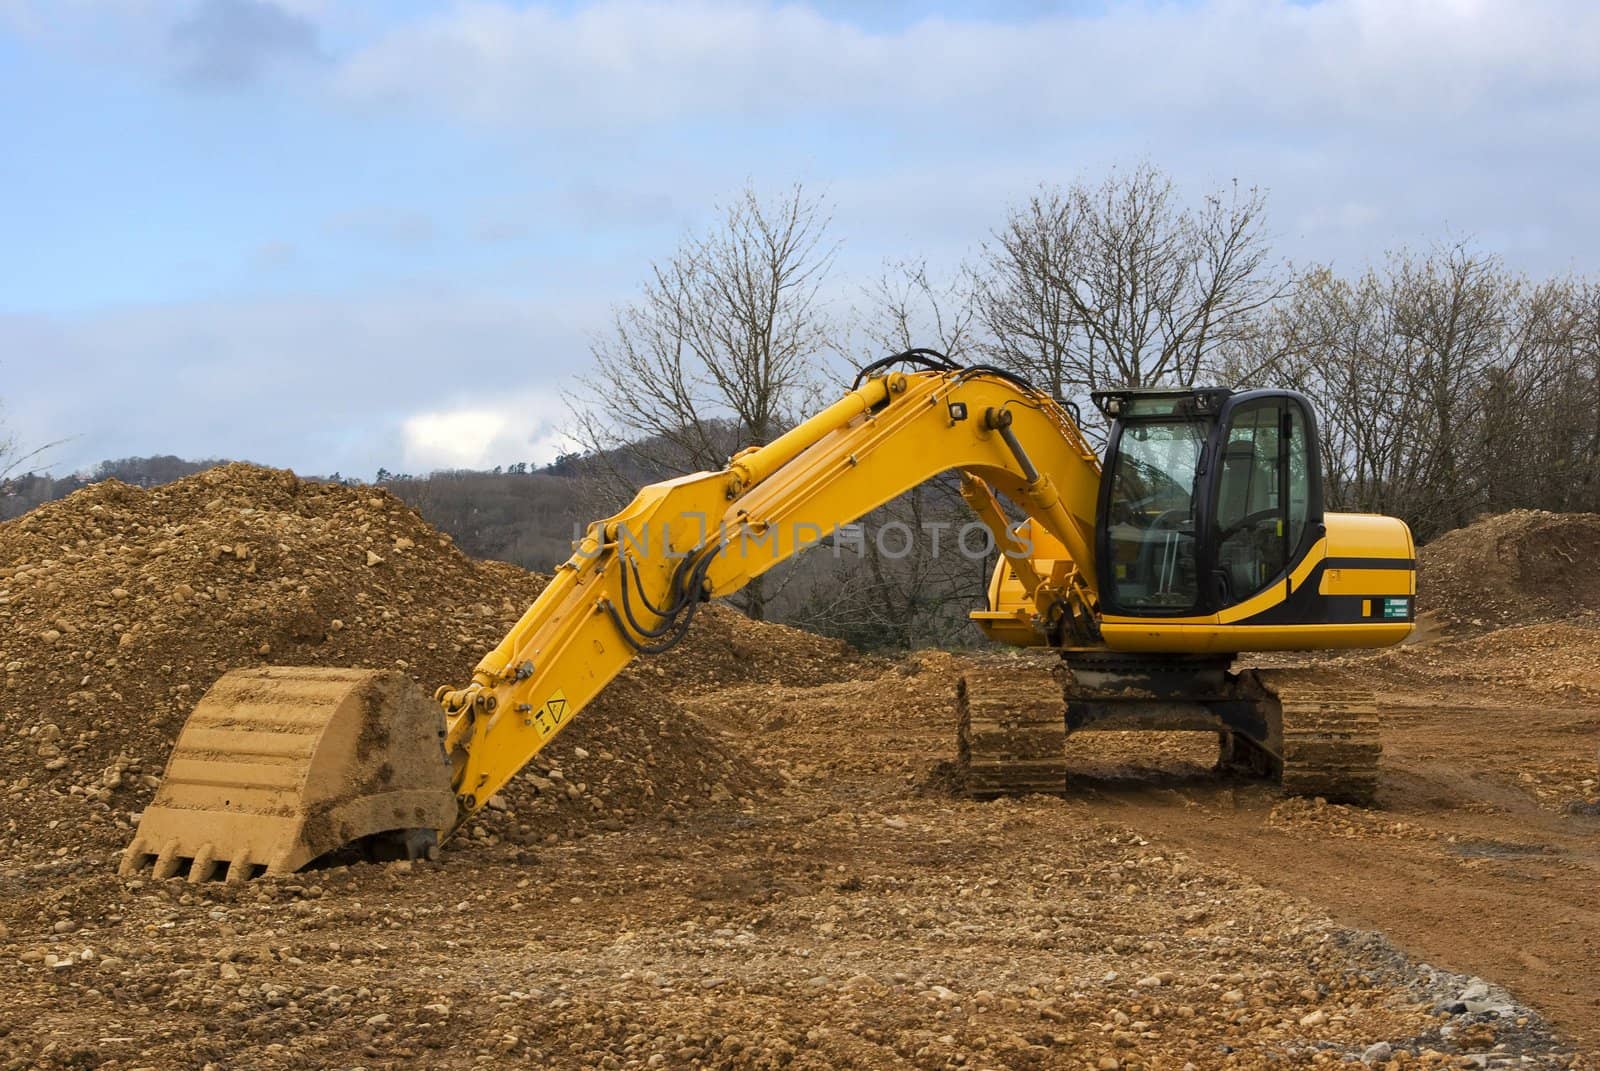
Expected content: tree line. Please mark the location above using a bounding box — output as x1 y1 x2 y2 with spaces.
6 166 1598 647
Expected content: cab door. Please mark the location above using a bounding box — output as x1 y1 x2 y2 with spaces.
1207 394 1319 609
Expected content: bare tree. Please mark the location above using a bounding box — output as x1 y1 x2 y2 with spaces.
857 258 978 363
1234 242 1600 538
0 397 67 485
573 182 838 619
971 186 1080 401
778 259 991 647
975 164 1289 422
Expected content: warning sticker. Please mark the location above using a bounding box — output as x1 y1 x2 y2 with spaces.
1381 597 1411 620
531 690 569 736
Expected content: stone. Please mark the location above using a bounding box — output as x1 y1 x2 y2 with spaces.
1362 1042 1393 1064
365 551 385 567
1464 999 1515 1017
1299 1010 1328 1028
1460 978 1490 1002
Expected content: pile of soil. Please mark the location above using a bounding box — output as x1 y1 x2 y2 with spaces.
1418 510 1600 630
0 463 850 865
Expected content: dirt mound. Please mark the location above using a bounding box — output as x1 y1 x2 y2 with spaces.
653 604 863 693
1418 510 1600 630
0 463 791 865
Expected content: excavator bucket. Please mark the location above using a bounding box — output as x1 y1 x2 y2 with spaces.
120 666 457 882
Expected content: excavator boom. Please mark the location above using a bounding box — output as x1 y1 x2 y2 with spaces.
437 364 1104 821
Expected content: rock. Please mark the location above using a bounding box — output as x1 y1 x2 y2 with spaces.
1222 989 1245 1004
1299 1010 1328 1028
1097 1058 1120 1070
365 551 384 567
1464 999 1515 1017
219 962 240 982
1362 1042 1393 1064
1460 978 1490 1002
39 629 61 644
1136 975 1163 988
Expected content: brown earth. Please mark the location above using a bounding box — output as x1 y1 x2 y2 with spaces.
2 475 1598 1069
0 465 856 864
1417 510 1600 632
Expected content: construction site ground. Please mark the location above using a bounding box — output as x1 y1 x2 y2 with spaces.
2 473 1597 1070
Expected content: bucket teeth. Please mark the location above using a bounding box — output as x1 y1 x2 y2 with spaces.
186 844 217 884
121 667 457 881
151 843 183 881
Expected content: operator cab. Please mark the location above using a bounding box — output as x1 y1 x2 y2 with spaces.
1092 386 1321 618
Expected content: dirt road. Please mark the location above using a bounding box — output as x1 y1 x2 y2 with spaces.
1063 686 1600 1049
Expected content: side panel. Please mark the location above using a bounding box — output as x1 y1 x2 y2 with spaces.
1097 512 1416 653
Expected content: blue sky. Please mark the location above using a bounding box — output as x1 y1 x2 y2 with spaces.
4 0 1599 477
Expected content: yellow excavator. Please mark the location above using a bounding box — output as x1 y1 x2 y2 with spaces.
121 351 1415 882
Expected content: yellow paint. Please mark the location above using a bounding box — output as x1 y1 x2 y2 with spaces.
1320 568 1412 597
1098 620 1414 653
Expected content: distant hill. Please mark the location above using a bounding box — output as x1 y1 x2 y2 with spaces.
1 456 224 521
0 438 989 651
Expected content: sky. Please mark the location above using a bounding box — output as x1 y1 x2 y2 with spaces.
3 0 1599 478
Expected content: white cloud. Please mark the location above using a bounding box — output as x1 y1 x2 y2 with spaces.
329 0 1600 135
401 397 578 471
0 288 602 479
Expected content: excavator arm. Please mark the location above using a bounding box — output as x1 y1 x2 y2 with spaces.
122 358 1108 880
437 364 1104 825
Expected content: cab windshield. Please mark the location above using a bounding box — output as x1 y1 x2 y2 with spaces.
1104 419 1207 612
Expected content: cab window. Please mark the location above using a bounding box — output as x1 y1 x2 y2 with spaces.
1213 400 1310 605
1104 419 1207 612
